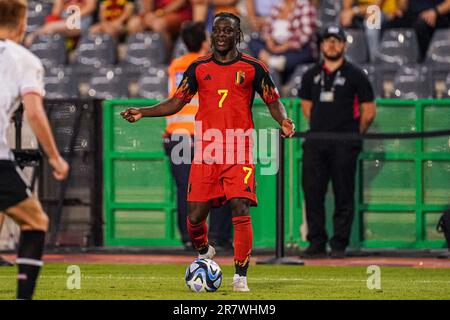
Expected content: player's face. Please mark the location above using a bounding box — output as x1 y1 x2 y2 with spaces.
211 18 238 55
321 37 346 61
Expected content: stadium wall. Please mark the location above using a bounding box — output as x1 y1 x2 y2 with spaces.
102 98 450 250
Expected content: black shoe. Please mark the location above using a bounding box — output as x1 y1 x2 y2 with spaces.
0 256 14 267
329 250 346 259
299 246 327 259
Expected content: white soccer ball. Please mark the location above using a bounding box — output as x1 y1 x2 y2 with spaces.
185 258 223 292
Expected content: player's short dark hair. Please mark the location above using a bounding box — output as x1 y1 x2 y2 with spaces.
0 0 27 29
181 21 207 53
213 12 243 46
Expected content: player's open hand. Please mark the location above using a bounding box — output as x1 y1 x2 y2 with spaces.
121 108 143 123
281 118 295 138
49 156 69 181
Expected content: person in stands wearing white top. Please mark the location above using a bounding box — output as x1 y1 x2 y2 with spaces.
248 0 318 82
0 0 69 300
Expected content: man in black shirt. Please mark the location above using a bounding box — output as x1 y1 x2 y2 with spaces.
298 26 376 258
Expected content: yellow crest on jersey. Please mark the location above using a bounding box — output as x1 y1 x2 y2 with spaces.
235 70 245 85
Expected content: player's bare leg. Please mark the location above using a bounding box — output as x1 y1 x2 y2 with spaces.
230 198 253 292
187 201 216 259
4 197 49 299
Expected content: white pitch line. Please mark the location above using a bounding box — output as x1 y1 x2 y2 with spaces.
0 275 449 284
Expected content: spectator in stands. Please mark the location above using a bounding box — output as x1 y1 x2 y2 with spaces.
24 0 97 47
245 0 277 32
89 0 135 38
340 0 398 61
165 21 233 251
249 0 317 81
383 0 450 61
191 0 239 24
127 0 192 53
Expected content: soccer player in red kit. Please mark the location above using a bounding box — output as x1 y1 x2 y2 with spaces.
121 13 295 291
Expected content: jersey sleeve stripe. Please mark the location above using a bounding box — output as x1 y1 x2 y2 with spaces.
241 54 269 72
21 87 45 97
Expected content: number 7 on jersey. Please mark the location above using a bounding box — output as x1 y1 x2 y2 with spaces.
217 89 228 108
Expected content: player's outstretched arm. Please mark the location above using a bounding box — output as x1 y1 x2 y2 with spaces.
22 93 69 181
266 99 296 138
120 97 187 123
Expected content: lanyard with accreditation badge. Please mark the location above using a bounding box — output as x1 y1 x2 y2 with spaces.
320 70 340 103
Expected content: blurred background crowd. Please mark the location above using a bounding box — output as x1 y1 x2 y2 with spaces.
23 0 450 101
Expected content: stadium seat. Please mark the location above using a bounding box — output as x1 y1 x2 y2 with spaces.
317 0 341 28
44 67 79 99
238 33 254 56
267 69 283 97
172 36 189 60
391 65 432 99
425 28 450 67
430 65 450 98
374 29 419 66
284 64 314 97
29 33 67 69
345 29 369 64
371 64 399 98
85 67 129 99
121 32 167 72
444 72 450 98
73 33 117 71
360 64 382 98
136 66 168 100
27 0 52 33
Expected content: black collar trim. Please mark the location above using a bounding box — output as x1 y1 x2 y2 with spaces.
212 51 242 66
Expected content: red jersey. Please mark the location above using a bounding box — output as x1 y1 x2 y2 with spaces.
173 52 280 161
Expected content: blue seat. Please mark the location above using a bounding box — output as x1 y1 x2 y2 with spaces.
73 33 117 71
392 65 432 99
44 67 79 99
122 32 167 71
285 64 314 97
345 28 369 64
375 29 419 66
136 66 168 100
317 0 341 28
425 28 450 67
86 67 129 99
171 36 189 60
29 33 67 69
27 1 52 32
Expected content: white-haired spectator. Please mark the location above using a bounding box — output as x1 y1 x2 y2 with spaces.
249 0 317 81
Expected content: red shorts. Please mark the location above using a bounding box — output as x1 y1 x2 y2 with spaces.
187 162 257 207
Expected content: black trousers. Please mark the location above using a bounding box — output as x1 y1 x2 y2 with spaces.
163 137 232 244
302 140 361 251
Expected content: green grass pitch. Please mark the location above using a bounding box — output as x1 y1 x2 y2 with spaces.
0 263 449 300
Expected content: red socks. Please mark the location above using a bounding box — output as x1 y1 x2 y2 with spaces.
187 215 253 277
186 218 209 251
232 216 253 275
